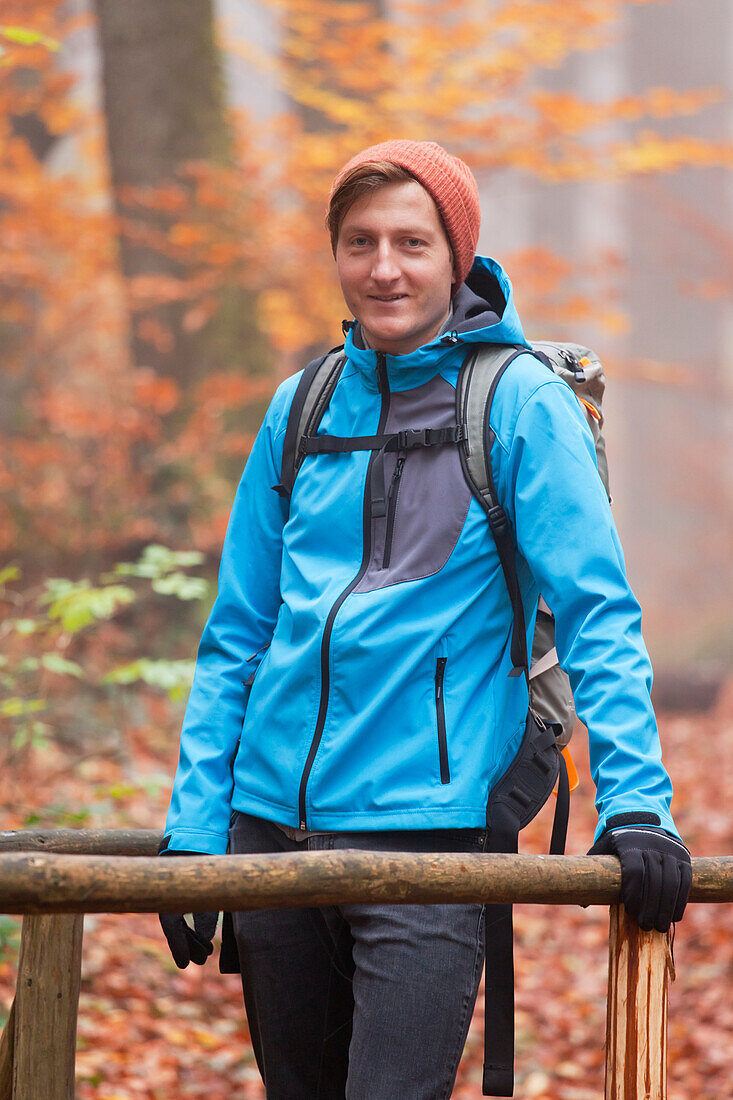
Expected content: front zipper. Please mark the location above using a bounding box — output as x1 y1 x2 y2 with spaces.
297 351 391 829
381 453 405 569
435 656 450 784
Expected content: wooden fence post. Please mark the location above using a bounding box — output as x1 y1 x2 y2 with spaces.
11 914 84 1100
605 903 673 1099
0 999 15 1100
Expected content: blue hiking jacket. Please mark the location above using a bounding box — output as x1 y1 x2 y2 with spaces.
162 255 678 853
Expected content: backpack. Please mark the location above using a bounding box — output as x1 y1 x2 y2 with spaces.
275 339 608 1096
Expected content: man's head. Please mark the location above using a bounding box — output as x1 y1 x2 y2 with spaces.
328 140 480 356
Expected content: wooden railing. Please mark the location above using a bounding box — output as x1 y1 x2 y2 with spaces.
0 830 731 1100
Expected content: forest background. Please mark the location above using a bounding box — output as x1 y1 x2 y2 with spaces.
0 0 731 1096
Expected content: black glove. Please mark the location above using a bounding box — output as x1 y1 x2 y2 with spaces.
158 845 218 968
589 814 692 933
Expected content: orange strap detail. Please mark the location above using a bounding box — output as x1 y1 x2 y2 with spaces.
562 745 579 792
553 745 580 796
578 396 601 422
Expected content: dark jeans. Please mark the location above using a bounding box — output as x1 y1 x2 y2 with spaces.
229 811 487 1100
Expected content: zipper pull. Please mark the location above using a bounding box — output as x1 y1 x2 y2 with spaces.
388 455 405 499
529 706 547 731
560 348 586 383
246 642 270 663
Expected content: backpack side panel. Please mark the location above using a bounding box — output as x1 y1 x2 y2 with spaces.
525 341 609 742
530 341 609 496
530 609 575 747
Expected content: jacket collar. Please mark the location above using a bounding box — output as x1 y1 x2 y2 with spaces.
343 255 530 393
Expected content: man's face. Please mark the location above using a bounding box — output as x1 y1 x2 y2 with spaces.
336 179 456 357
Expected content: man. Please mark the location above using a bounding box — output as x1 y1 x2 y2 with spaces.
159 140 691 1098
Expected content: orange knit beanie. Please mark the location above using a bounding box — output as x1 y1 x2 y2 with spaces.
329 139 481 288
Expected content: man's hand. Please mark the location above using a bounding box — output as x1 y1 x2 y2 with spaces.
158 845 218 968
159 910 219 968
589 816 692 932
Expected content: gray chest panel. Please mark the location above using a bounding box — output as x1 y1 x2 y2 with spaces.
354 374 471 593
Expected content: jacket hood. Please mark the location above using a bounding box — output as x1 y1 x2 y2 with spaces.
344 255 530 392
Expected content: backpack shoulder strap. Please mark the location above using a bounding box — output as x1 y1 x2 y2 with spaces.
457 343 534 679
273 346 346 502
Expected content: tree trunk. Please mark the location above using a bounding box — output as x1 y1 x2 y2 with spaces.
94 0 249 389
94 0 267 542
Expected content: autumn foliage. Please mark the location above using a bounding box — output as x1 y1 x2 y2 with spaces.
1 0 728 562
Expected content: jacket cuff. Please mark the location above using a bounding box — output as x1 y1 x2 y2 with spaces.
605 812 660 830
594 808 679 844
160 827 229 855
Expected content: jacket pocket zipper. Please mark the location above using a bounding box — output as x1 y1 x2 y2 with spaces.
381 454 405 569
243 642 271 688
435 656 450 784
